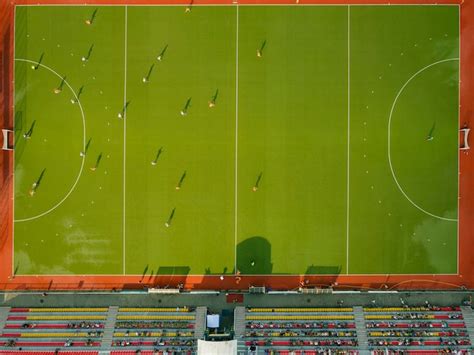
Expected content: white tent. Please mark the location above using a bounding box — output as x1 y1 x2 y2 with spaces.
197 339 238 355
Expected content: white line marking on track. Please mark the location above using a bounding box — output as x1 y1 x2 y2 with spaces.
13 59 86 223
387 57 459 222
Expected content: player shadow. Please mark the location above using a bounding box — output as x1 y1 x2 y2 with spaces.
257 40 267 57
83 44 94 61
140 264 149 282
143 63 155 82
23 120 36 139
14 263 19 275
32 52 44 70
236 236 273 274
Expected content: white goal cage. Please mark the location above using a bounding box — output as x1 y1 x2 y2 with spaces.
460 127 470 150
2 129 13 150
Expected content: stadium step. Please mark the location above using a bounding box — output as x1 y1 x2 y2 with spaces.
354 306 368 351
101 306 119 349
461 306 474 347
0 307 11 332
237 339 249 354
194 306 207 339
233 306 246 338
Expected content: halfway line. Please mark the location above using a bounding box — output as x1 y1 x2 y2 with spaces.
234 5 239 274
122 6 128 275
346 5 351 275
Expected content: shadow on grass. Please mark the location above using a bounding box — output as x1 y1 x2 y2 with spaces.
156 266 190 275
305 265 342 275
237 236 273 275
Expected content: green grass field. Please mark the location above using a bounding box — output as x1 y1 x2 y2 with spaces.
13 5 459 276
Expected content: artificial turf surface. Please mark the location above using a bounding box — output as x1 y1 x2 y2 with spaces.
13 5 459 276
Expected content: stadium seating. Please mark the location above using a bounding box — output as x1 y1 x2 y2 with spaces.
240 307 358 354
0 352 99 355
0 308 106 352
364 306 472 353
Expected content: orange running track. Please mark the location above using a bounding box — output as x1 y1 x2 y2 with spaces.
0 0 473 292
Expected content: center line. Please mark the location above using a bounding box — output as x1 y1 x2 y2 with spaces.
234 5 239 274
346 5 351 275
122 6 128 275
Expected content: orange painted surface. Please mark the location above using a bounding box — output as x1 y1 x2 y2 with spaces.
0 0 14 290
0 0 472 292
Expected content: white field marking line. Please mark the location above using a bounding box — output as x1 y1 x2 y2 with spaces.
388 58 459 222
346 5 350 275
122 5 128 275
234 5 239 274
13 59 86 223
12 272 460 277
457 6 461 275
15 4 461 7
12 5 17 277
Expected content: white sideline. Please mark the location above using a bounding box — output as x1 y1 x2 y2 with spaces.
234 5 239 273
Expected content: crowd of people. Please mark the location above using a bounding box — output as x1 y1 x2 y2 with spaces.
259 350 357 355
372 350 471 355
380 313 463 320
67 321 104 329
247 339 358 347
368 338 471 347
64 338 97 347
112 338 194 347
116 321 193 329
246 321 355 329
368 329 468 337
116 330 193 337
245 330 356 338
18 321 104 329
367 321 454 328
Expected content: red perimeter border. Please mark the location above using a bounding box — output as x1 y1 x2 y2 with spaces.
0 0 472 292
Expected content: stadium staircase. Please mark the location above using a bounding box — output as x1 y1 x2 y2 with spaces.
194 306 207 339
354 306 369 351
233 306 246 338
461 306 474 347
0 307 10 332
101 306 118 349
233 306 247 355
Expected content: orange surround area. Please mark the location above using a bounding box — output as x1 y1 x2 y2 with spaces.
0 0 473 292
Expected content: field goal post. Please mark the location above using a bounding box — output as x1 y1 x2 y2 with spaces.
2 129 14 151
459 126 471 150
